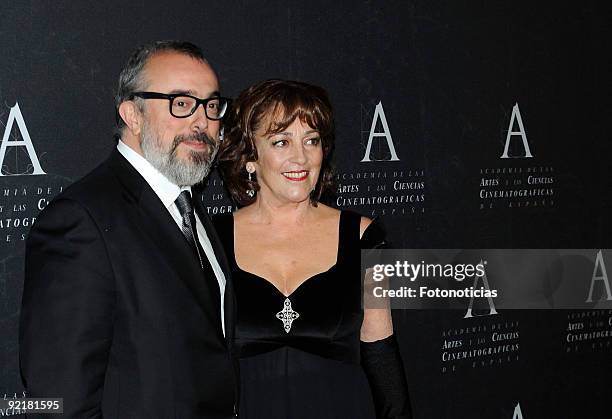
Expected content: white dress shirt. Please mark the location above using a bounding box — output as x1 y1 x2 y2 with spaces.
117 140 226 336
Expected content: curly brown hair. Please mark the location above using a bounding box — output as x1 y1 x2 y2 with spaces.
218 79 335 206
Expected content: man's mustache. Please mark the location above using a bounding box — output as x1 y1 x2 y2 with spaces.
172 132 217 151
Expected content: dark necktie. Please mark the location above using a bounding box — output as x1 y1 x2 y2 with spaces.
174 190 222 323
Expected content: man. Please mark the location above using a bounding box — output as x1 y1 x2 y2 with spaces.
20 41 237 418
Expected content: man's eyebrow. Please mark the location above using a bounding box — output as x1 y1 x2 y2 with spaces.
167 89 192 95
166 90 221 98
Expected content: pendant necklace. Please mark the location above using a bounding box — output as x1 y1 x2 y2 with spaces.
275 278 300 333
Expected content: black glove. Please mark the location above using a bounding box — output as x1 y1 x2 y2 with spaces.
361 334 413 419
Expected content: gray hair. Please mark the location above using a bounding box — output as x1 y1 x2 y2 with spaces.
114 40 208 140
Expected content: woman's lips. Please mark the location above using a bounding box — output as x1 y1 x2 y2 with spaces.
282 170 309 181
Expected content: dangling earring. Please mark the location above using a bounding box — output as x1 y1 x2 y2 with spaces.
246 165 256 198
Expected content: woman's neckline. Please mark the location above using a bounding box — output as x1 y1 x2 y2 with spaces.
230 210 345 298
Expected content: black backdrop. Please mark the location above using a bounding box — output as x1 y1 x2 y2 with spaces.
1 1 610 417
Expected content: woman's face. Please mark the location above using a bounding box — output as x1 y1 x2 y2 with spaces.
252 117 323 205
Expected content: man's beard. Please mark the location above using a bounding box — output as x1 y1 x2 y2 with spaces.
140 121 218 187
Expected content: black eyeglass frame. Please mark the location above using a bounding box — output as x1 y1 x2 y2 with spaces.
129 91 231 120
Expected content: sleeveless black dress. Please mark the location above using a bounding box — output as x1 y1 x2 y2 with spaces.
214 210 384 419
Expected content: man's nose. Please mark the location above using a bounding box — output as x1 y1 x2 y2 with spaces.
190 103 209 133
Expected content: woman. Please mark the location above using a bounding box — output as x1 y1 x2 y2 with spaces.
215 79 411 419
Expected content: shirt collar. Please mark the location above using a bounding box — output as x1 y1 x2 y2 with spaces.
117 140 191 208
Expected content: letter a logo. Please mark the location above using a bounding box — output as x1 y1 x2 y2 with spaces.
0 103 46 176
464 260 498 319
361 101 399 162
500 103 533 159
586 250 612 303
512 402 524 419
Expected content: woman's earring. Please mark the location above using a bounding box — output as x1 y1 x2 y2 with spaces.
247 168 256 198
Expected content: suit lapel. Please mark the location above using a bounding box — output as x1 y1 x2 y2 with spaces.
138 187 211 304
108 150 221 324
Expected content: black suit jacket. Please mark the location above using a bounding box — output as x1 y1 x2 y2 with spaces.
19 149 238 418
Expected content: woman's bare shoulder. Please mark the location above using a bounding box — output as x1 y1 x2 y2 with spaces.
317 205 372 237
315 203 340 217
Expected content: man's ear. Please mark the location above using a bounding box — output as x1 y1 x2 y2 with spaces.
118 101 143 136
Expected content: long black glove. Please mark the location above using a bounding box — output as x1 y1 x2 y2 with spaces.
361 334 413 419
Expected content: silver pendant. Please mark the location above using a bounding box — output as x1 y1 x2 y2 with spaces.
276 297 300 333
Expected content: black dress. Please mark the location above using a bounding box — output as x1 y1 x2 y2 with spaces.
214 210 384 419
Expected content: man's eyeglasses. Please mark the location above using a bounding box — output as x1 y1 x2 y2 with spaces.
129 92 231 120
